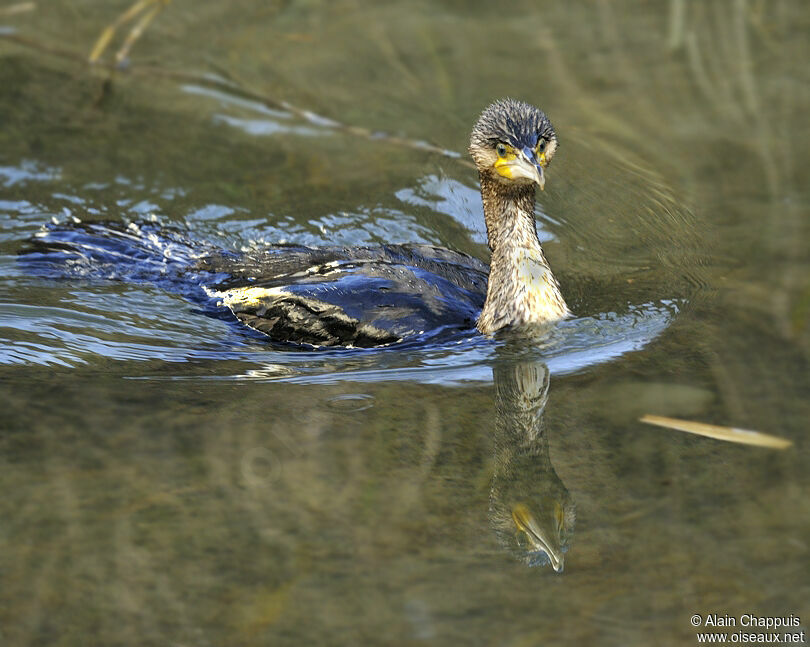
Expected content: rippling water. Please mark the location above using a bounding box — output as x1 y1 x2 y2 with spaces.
1 2 808 645
4 197 681 381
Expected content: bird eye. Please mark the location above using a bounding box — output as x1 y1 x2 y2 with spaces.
496 143 507 158
537 139 546 153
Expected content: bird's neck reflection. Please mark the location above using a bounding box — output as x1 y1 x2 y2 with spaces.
489 350 575 572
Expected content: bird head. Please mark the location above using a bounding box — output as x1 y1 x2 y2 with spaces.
469 98 558 190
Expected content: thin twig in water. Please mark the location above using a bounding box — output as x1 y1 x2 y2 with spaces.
88 0 171 64
640 414 792 449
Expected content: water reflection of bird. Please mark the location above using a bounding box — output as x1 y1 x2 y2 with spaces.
489 357 575 572
23 99 570 348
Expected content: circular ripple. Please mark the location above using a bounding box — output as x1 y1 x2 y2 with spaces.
326 393 375 412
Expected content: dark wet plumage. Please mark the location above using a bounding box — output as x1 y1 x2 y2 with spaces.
21 220 487 347
201 242 488 347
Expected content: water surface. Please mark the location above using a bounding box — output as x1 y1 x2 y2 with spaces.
1 1 808 645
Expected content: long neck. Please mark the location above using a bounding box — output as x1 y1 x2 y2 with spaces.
481 176 541 253
477 173 570 335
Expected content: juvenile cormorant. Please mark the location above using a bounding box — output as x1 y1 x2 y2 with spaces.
23 99 570 348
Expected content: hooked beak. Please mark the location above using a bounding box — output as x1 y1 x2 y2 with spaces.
519 146 545 190
493 147 546 190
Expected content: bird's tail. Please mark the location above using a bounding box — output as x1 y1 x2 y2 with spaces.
19 219 224 296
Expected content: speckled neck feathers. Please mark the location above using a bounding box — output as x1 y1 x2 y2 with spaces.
480 177 539 253
476 175 570 335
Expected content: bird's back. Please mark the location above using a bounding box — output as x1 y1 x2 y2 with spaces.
201 243 488 347
20 221 488 348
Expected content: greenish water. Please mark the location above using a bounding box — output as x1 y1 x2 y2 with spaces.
1 1 809 645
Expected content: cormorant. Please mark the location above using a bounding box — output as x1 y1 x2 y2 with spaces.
23 99 570 348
